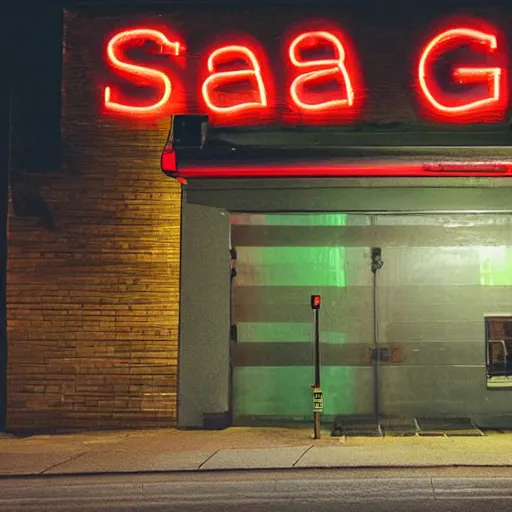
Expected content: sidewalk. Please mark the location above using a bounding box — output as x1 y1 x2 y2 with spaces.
2 427 512 477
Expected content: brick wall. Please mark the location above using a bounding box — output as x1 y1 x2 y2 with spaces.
6 12 181 431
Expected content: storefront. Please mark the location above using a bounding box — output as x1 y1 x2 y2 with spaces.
174 169 512 433
5 1 512 432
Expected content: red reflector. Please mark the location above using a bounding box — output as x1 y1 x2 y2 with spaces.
161 147 177 174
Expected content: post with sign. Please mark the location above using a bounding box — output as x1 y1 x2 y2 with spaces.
311 295 323 439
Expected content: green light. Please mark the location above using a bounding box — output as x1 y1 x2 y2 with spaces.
232 213 353 421
264 214 348 226
233 366 357 417
322 366 359 415
479 247 512 286
239 246 346 287
237 323 346 344
233 367 314 418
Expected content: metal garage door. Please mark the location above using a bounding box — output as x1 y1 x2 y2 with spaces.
230 213 512 426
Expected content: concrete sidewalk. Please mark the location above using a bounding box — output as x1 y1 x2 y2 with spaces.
2 427 512 476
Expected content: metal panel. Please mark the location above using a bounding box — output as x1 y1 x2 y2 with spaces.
178 203 231 428
188 180 512 213
233 366 373 422
376 215 512 419
232 225 512 248
231 214 373 421
231 212 512 424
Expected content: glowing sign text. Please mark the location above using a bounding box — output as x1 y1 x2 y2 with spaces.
418 28 506 121
288 31 355 111
201 45 268 114
104 29 182 115
103 22 509 124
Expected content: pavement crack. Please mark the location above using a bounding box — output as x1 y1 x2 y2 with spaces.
430 476 436 500
197 449 221 470
293 445 313 467
38 451 88 475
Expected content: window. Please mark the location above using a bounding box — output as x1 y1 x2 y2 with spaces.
486 316 512 388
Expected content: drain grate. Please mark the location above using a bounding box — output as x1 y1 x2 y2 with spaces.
332 415 383 437
332 416 485 437
416 417 484 437
381 417 419 437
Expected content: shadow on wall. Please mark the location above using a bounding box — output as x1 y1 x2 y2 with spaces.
10 178 54 231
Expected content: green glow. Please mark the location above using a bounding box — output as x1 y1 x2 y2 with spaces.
239 247 347 287
233 367 314 418
237 322 346 344
322 366 360 415
233 366 357 417
233 213 354 422
232 213 348 226
479 247 512 286
232 216 512 423
265 214 348 226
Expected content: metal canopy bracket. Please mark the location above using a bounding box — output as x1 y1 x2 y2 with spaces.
161 114 209 177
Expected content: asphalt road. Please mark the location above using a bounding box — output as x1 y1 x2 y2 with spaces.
2 469 512 511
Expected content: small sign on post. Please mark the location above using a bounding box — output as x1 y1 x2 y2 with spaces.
313 387 324 412
311 294 322 439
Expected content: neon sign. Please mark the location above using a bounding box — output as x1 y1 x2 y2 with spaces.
103 19 509 125
104 29 183 115
417 27 506 122
288 31 355 112
164 160 512 179
201 45 268 114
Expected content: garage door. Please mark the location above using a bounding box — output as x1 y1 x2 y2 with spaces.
230 213 512 425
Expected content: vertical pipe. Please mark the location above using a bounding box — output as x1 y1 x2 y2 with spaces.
372 269 380 423
370 217 382 429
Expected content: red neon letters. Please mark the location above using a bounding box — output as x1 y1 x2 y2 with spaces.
104 29 181 115
418 28 506 120
104 21 508 124
201 46 268 114
288 31 355 111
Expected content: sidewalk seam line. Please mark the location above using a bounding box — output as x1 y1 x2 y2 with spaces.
38 451 88 475
430 477 436 500
293 445 313 468
197 450 221 470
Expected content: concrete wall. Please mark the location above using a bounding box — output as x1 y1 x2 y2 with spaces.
178 201 231 428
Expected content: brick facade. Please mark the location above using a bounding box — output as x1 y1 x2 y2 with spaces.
6 11 181 431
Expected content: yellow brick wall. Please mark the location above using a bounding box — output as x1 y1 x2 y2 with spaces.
6 12 181 430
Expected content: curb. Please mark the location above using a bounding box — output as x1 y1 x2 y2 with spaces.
2 463 512 480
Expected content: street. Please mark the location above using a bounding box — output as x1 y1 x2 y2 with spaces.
2 469 512 511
